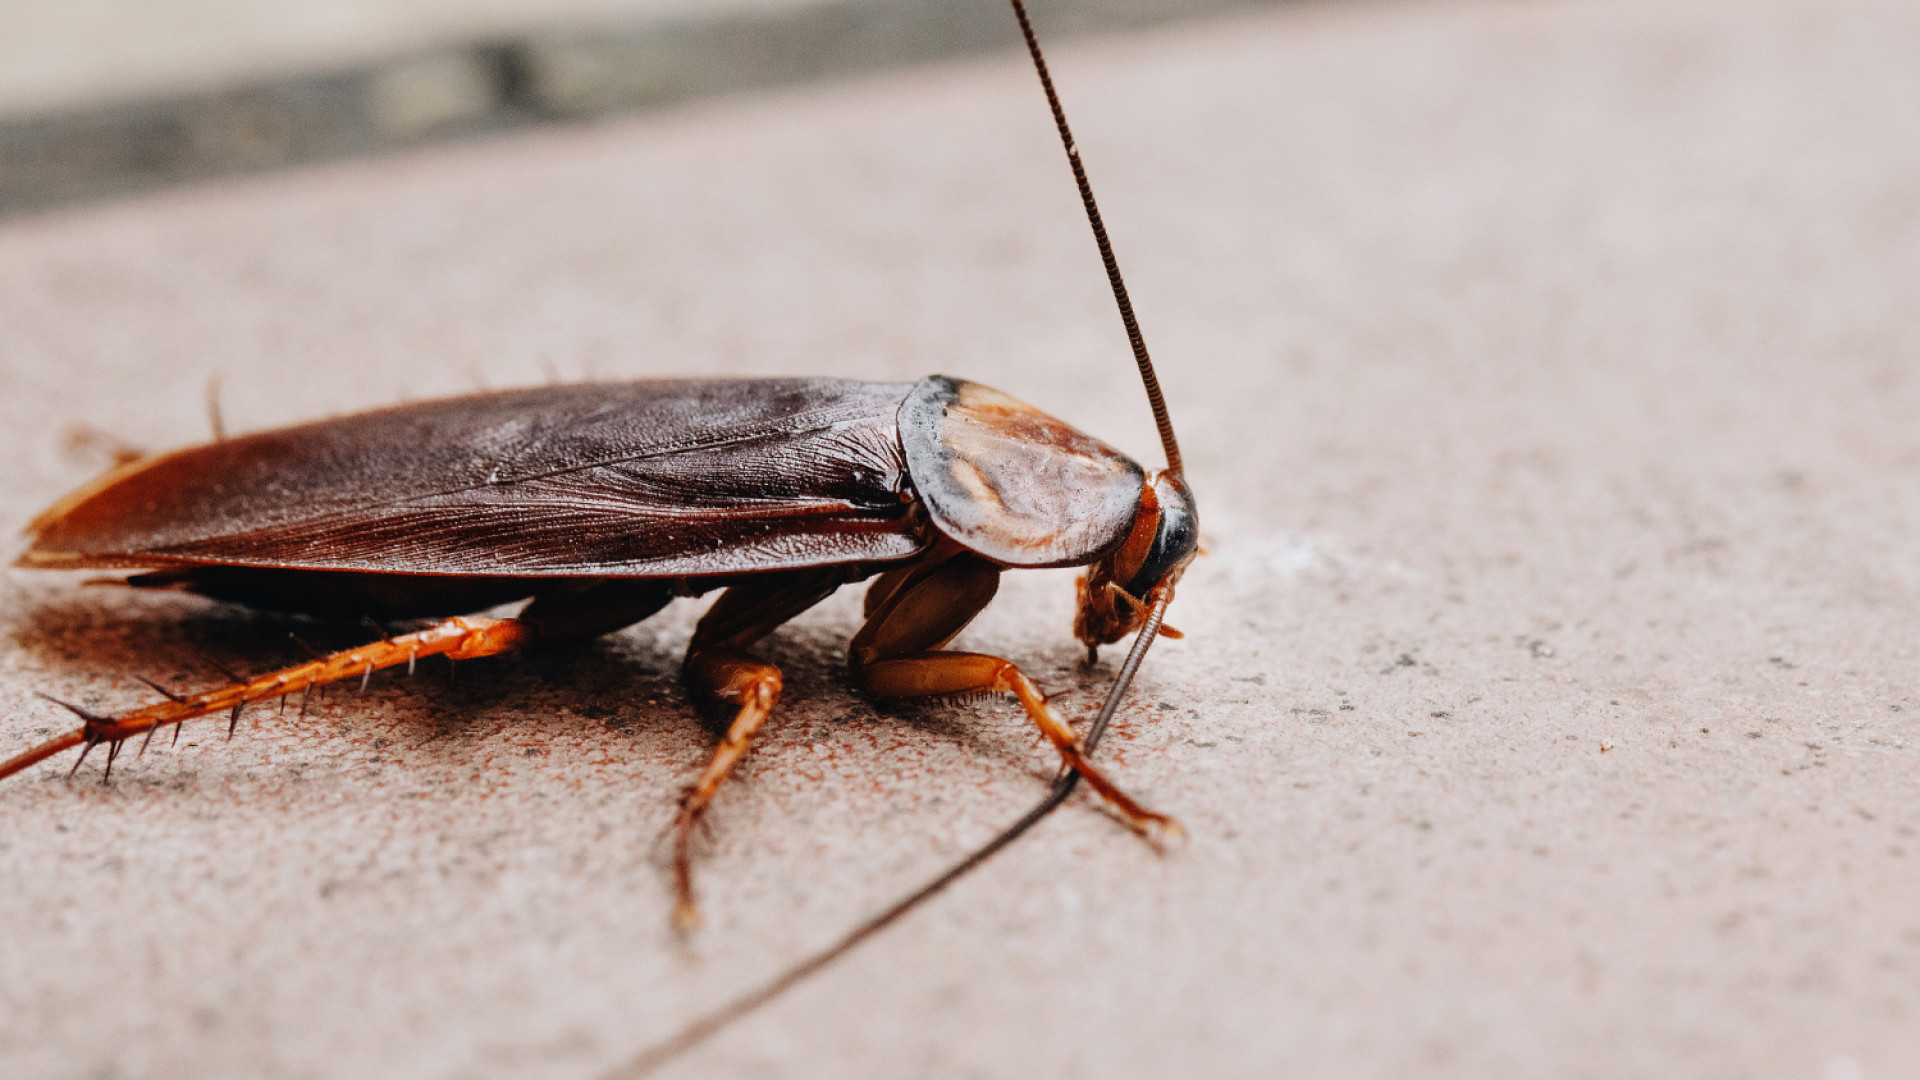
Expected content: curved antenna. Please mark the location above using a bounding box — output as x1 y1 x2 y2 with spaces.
1008 0 1183 476
607 593 1173 1079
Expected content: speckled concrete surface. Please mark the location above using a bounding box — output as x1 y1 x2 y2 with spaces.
3 0 1919 1077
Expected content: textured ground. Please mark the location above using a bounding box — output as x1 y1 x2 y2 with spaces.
3 0 1919 1076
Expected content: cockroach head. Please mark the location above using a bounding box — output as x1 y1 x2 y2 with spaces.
1073 470 1197 651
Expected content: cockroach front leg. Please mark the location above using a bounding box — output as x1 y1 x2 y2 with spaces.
673 569 845 929
848 552 1178 839
0 616 537 783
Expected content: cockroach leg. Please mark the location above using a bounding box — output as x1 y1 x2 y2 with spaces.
1 580 672 785
850 552 1179 840
862 651 1175 837
0 617 535 783
669 570 844 929
135 675 187 703
862 564 918 618
675 648 783 930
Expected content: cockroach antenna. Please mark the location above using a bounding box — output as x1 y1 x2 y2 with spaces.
1004 0 1186 742
607 2 1184 1073
1008 0 1183 477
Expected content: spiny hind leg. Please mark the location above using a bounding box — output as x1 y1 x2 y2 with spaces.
673 569 844 929
0 578 673 784
848 552 1177 837
0 616 536 783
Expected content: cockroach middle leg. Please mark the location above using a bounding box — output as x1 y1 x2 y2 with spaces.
670 569 845 929
674 647 782 930
0 616 536 783
849 552 1179 839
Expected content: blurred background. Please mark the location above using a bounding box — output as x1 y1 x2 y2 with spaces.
0 0 1265 214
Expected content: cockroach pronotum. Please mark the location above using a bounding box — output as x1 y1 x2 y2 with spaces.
1 0 1193 956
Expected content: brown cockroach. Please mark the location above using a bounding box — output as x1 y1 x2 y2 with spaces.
0 0 1194 940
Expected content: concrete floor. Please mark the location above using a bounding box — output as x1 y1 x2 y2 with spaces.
3 0 1919 1077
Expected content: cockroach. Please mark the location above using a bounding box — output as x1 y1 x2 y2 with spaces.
0 0 1194 940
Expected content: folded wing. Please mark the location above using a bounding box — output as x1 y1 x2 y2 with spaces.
23 379 928 578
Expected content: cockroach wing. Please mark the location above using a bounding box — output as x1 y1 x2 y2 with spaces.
22 379 929 578
898 376 1144 568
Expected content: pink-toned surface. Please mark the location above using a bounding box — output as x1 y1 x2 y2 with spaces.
3 0 1919 1076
